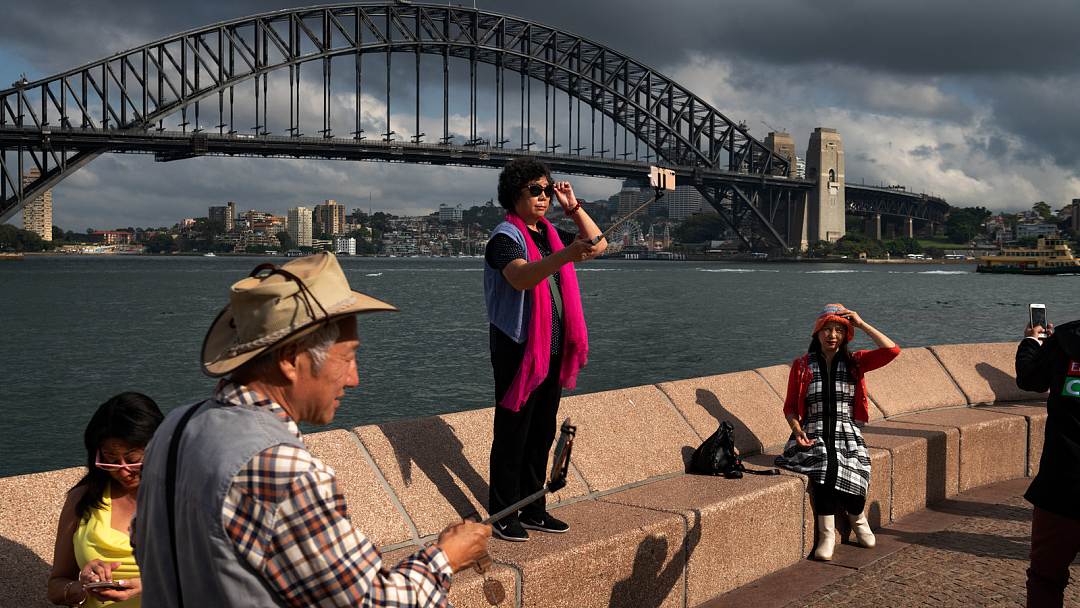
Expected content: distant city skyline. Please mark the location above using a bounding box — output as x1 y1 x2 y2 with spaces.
3 0 1079 230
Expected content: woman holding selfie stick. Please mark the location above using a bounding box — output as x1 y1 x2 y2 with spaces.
47 393 163 607
774 304 899 561
483 157 606 542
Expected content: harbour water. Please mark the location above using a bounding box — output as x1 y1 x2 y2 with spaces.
2 255 1076 478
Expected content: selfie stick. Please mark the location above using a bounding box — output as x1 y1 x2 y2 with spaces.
589 189 664 246
482 419 576 525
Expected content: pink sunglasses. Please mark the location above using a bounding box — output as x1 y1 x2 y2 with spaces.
95 449 143 472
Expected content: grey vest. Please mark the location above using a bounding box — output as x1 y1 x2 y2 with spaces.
135 400 304 607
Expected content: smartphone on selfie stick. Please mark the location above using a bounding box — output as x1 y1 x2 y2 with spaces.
1029 303 1047 339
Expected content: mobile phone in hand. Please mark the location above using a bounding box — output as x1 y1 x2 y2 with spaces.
84 580 126 591
1029 303 1047 339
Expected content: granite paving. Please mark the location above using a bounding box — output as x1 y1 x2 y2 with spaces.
700 478 1080 608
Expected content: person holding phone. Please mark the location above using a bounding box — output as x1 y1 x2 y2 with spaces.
774 304 899 561
1016 311 1080 607
47 392 163 607
484 157 606 541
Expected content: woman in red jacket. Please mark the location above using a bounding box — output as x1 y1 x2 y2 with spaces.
775 304 899 561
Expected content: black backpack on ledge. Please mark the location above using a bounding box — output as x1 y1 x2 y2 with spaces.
690 421 779 478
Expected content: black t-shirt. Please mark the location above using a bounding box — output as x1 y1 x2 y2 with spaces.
486 223 576 354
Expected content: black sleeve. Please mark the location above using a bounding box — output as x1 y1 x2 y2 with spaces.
485 233 526 270
1016 336 1058 392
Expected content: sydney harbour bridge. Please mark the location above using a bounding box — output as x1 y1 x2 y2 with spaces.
0 2 946 250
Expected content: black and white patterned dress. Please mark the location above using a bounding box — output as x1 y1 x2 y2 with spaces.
775 352 871 497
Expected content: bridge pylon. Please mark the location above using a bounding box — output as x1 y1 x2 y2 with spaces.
765 131 807 251
806 127 845 243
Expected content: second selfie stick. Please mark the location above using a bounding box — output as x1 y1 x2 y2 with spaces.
482 419 576 525
589 166 675 246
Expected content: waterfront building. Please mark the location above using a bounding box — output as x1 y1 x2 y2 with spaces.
208 201 235 230
1015 223 1059 239
89 231 133 245
243 209 274 226
335 237 356 255
313 199 345 235
439 203 464 222
796 157 806 179
234 230 277 251
667 185 704 221
21 169 52 241
287 206 313 248
311 238 333 252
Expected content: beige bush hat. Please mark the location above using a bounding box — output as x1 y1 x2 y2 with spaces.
201 252 398 377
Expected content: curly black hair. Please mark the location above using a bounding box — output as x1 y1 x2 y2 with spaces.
496 157 552 211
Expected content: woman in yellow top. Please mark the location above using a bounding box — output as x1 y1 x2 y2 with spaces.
48 393 163 607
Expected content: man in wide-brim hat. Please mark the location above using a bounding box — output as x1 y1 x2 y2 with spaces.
134 253 490 607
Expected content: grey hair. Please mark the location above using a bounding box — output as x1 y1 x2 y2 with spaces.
231 320 342 380
293 321 341 373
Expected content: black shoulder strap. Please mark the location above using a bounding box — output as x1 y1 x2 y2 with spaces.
165 401 205 607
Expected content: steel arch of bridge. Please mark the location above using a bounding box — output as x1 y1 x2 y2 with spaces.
0 2 798 244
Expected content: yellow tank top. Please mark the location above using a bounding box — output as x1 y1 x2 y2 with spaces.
73 482 141 608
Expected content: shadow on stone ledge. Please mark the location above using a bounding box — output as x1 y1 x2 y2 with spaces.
0 535 51 607
976 362 1022 403
382 416 490 519
608 510 702 608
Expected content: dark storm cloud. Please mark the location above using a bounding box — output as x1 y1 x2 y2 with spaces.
6 1 1078 79
909 145 934 160
483 0 1080 78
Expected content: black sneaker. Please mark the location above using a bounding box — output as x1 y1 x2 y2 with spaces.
492 518 530 542
519 513 569 534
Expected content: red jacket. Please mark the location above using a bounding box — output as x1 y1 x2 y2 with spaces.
783 345 901 423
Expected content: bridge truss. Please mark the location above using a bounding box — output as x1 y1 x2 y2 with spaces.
845 184 948 225
0 3 814 248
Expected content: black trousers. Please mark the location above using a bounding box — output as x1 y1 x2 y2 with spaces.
812 482 866 516
489 351 562 520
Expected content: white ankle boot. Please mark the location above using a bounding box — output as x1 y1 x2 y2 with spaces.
813 515 836 561
848 512 876 548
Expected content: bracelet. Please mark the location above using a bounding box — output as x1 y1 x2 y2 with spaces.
564 203 581 216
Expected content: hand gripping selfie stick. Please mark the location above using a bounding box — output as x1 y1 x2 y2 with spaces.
483 418 577 525
589 166 675 246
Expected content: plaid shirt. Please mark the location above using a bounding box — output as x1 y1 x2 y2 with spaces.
216 382 452 607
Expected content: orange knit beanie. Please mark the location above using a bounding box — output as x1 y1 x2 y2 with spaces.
812 303 854 343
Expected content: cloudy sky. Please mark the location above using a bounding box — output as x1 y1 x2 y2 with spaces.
2 0 1078 231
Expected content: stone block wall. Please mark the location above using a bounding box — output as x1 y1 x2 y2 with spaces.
0 342 1048 607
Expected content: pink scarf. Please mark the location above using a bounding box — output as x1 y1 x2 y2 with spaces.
500 212 589 411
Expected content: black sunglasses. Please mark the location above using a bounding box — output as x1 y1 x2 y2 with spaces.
526 183 555 198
